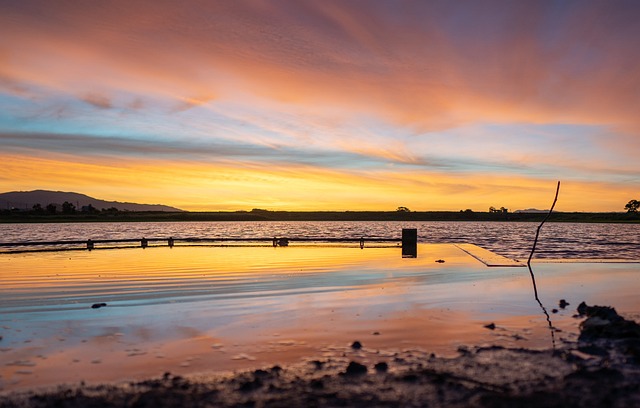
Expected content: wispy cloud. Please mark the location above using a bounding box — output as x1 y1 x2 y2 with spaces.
0 0 638 210
81 92 112 109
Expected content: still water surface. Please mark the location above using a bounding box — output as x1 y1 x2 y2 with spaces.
1 221 639 259
3 243 638 391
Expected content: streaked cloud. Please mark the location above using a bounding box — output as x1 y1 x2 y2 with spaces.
0 0 638 210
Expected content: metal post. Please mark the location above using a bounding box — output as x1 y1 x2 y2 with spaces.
402 228 417 258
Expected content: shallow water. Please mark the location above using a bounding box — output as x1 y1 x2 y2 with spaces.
1 244 639 392
1 221 639 259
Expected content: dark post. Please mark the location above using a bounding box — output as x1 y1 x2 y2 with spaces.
360 237 364 249
168 237 174 248
87 239 94 250
141 237 148 248
402 228 417 258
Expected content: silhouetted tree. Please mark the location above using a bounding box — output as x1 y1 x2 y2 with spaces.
625 199 639 213
32 203 44 213
82 204 97 213
62 201 76 214
396 206 411 212
102 207 119 213
46 203 57 214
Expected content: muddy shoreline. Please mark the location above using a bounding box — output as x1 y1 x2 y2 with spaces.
2 303 639 408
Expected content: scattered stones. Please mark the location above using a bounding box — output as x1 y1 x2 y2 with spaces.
374 362 388 372
91 303 107 309
351 341 362 350
344 361 367 376
483 323 496 330
559 299 570 309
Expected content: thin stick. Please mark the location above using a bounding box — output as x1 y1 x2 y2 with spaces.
527 181 561 266
526 181 560 350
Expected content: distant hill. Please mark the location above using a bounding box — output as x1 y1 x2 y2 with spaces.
514 208 549 213
0 190 183 212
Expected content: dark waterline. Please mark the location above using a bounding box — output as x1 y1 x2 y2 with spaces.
1 221 639 260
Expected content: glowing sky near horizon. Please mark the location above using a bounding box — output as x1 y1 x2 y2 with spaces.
1 0 638 211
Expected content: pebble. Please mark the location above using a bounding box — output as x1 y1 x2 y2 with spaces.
484 323 496 330
351 341 362 350
344 361 367 376
91 303 107 309
374 362 389 372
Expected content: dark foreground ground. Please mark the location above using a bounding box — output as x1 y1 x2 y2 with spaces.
2 303 639 408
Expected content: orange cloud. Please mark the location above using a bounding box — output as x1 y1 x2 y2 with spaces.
1 1 639 130
1 1 638 211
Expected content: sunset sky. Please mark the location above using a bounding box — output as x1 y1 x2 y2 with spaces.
1 0 638 211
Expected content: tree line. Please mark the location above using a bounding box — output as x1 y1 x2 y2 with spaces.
26 202 120 214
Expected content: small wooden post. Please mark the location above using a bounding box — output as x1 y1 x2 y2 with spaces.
87 239 94 250
402 228 417 258
168 237 174 248
141 237 148 248
360 237 365 249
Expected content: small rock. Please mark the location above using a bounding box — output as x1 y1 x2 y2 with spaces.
238 377 263 392
372 331 380 335
559 299 570 309
484 323 496 330
91 303 107 309
344 361 367 376
552 309 559 314
374 362 388 372
435 259 445 263
351 341 362 350
253 369 269 378
271 365 282 374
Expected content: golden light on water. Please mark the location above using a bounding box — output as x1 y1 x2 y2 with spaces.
2 244 639 391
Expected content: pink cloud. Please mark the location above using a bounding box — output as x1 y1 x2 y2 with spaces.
1 0 638 132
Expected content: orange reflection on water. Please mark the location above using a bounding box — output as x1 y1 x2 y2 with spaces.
1 245 639 392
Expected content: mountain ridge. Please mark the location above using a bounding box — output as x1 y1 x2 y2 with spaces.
0 190 183 212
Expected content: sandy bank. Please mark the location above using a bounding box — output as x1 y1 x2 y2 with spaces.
2 303 639 408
